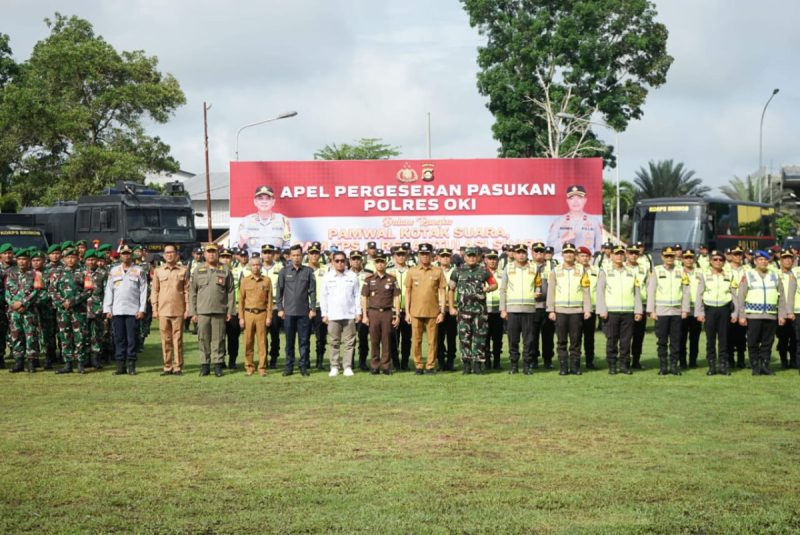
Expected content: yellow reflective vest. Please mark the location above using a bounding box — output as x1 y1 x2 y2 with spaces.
743 270 779 315
602 266 638 313
701 270 734 307
553 265 586 308
654 265 686 307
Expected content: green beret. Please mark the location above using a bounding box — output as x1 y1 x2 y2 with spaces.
132 245 143 251
61 241 74 249
31 250 45 259
83 249 96 259
47 244 62 254
62 247 77 257
15 248 29 258
97 244 111 252
75 240 87 246
0 243 12 253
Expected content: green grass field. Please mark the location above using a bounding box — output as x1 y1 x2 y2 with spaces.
1 326 799 534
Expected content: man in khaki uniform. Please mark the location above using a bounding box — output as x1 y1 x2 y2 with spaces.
405 243 446 374
151 243 189 376
361 250 401 374
238 255 273 376
188 243 235 377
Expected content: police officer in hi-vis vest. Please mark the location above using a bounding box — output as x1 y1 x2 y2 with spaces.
646 246 690 375
695 249 738 376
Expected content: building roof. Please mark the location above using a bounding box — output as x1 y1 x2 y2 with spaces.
183 172 229 201
782 165 800 179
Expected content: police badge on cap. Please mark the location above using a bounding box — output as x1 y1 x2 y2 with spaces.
254 185 274 197
566 185 586 198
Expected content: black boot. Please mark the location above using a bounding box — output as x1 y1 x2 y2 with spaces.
56 361 73 374
473 360 483 375
760 359 774 376
77 362 86 374
113 361 127 375
658 357 668 376
571 358 582 375
199 364 210 377
493 355 502 370
91 355 103 370
523 362 532 375
214 364 224 377
632 355 644 369
751 358 761 376
43 358 53 370
608 362 617 375
0 354 4 369
462 360 472 375
9 358 24 373
670 359 682 376
127 360 137 376
706 362 717 376
585 359 596 370
558 358 569 376
228 358 238 370
27 359 36 373
509 363 518 375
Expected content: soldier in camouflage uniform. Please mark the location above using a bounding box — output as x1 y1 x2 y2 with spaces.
5 248 43 373
0 242 14 368
84 249 108 370
51 247 91 374
39 244 63 368
448 247 498 374
96 245 114 363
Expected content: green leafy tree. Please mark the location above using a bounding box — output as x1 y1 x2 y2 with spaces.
314 138 400 160
633 160 709 199
775 213 797 243
0 14 186 205
0 33 21 196
602 178 635 235
461 0 672 163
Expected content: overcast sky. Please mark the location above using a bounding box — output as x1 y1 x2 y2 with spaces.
4 0 799 194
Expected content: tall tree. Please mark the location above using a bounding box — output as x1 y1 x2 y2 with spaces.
0 33 20 196
633 160 709 199
314 138 400 160
0 14 186 205
461 0 673 164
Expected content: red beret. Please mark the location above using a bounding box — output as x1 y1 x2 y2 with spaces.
577 247 592 256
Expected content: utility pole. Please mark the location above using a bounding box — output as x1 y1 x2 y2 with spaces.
203 101 213 243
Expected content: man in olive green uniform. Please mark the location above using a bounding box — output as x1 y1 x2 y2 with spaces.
188 243 235 377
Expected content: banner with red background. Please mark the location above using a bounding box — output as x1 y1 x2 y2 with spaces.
229 158 603 254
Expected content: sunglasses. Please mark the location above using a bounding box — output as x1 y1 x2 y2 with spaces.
333 259 345 263
712 258 724 261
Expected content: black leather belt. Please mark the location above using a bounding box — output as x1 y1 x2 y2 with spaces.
245 308 266 314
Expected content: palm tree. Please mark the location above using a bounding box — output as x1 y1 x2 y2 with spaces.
720 175 780 202
602 179 636 237
633 160 709 199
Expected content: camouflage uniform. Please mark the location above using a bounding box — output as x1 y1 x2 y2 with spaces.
0 263 7 367
86 265 109 366
40 261 62 366
450 263 492 369
50 265 91 364
5 268 43 366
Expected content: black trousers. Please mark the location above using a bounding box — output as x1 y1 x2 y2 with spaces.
531 308 546 366
582 312 596 365
703 304 731 370
747 319 776 369
729 322 747 367
268 310 282 368
679 315 702 367
655 315 682 370
632 314 647 362
555 312 583 372
604 312 634 370
776 318 796 367
542 315 555 364
507 312 534 367
485 312 504 367
436 310 457 370
391 311 412 370
312 307 327 367
225 314 241 366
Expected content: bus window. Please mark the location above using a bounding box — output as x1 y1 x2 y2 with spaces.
709 201 735 236
635 204 704 249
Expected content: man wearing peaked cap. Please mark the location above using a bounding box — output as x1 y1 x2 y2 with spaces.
483 248 504 369
547 184 603 254
679 248 702 369
387 244 412 370
405 241 446 374
546 239 592 375
695 248 735 376
647 245 691 375
774 249 796 370
237 184 291 253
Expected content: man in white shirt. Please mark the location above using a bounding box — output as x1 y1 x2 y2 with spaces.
320 251 362 376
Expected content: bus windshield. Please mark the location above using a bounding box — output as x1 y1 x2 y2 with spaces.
634 204 704 250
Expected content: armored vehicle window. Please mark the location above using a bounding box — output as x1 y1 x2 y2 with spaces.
78 209 91 232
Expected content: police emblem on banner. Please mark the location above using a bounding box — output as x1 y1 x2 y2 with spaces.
396 163 418 183
421 163 435 182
